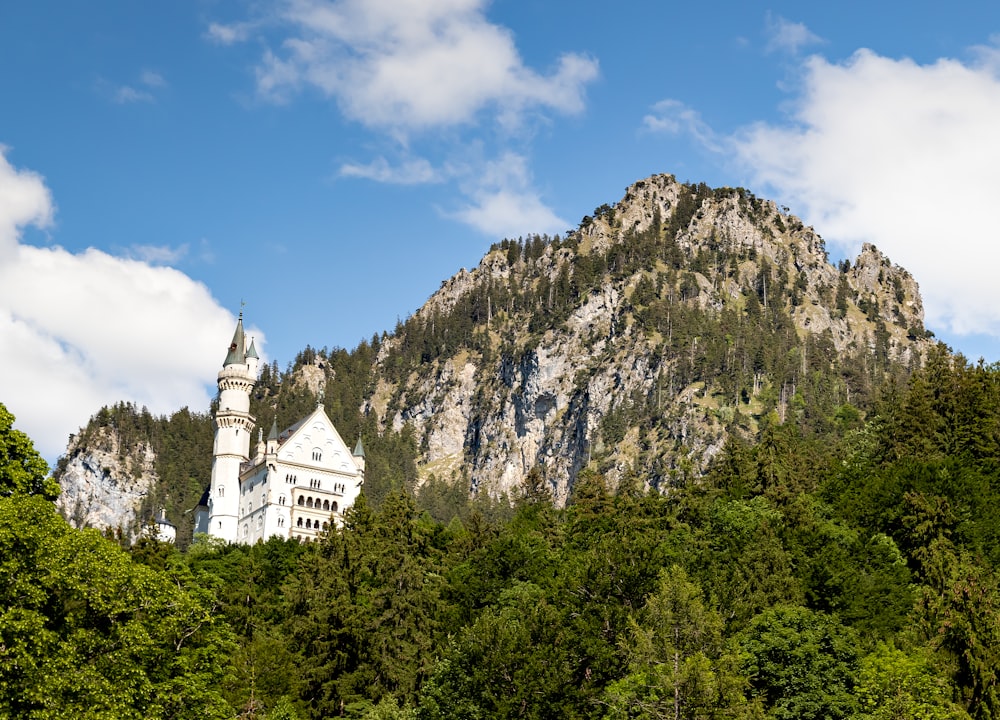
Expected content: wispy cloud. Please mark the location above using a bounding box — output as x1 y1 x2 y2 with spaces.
642 99 722 152
764 14 823 55
128 243 189 265
110 69 168 104
339 156 441 184
206 21 254 45
242 0 598 134
450 152 567 239
211 0 593 238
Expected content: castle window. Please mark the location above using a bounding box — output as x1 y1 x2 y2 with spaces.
332 501 338 513
298 496 304 506
279 496 285 505
312 449 322 461
322 521 329 530
297 518 303 527
219 487 224 497
323 499 330 511
278 517 284 527
306 497 314 508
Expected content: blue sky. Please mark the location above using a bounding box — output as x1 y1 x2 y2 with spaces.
2 0 1000 461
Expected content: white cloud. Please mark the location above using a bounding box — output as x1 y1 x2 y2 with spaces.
727 46 1000 338
764 14 823 55
247 0 598 133
450 152 567 239
642 99 721 152
140 70 166 88
339 155 441 184
0 150 255 462
108 70 167 104
115 86 154 104
0 147 53 256
128 243 190 264
206 21 253 45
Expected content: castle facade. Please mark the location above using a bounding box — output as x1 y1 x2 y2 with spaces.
195 314 364 543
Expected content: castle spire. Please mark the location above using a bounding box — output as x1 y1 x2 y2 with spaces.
224 312 247 367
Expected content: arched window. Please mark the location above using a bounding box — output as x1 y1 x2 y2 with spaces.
312 449 322 461
332 501 338 513
306 497 314 508
297 496 304 506
322 521 329 530
279 496 285 505
218 487 224 497
278 517 284 527
297 517 303 527
323 499 330 511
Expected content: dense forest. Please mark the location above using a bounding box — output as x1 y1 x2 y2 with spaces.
4 344 999 719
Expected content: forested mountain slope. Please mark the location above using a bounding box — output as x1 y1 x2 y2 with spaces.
55 173 935 533
7 349 1000 719
366 174 933 502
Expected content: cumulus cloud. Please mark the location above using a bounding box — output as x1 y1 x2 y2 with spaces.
246 0 598 133
0 150 255 461
0 147 53 254
450 152 567 239
727 46 1000 338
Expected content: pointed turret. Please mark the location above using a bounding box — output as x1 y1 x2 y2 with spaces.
265 418 279 455
224 313 247 366
209 310 258 543
246 336 260 377
352 435 366 475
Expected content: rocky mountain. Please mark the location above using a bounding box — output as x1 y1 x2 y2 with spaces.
54 173 934 531
364 174 931 504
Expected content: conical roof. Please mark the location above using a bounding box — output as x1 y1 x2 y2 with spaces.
246 337 259 360
224 314 246 366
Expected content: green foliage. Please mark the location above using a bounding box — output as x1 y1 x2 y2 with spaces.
852 644 970 720
0 402 56 499
0 494 236 719
739 606 860 720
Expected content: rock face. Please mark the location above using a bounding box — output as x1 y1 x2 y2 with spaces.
56 427 157 538
365 175 933 504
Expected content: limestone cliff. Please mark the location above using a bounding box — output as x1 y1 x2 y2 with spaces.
365 175 932 504
56 426 157 539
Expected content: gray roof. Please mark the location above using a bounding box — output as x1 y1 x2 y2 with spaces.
223 313 247 366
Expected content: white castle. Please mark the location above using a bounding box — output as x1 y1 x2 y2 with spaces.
194 313 365 543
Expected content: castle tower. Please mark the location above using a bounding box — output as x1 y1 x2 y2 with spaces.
207 312 257 542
